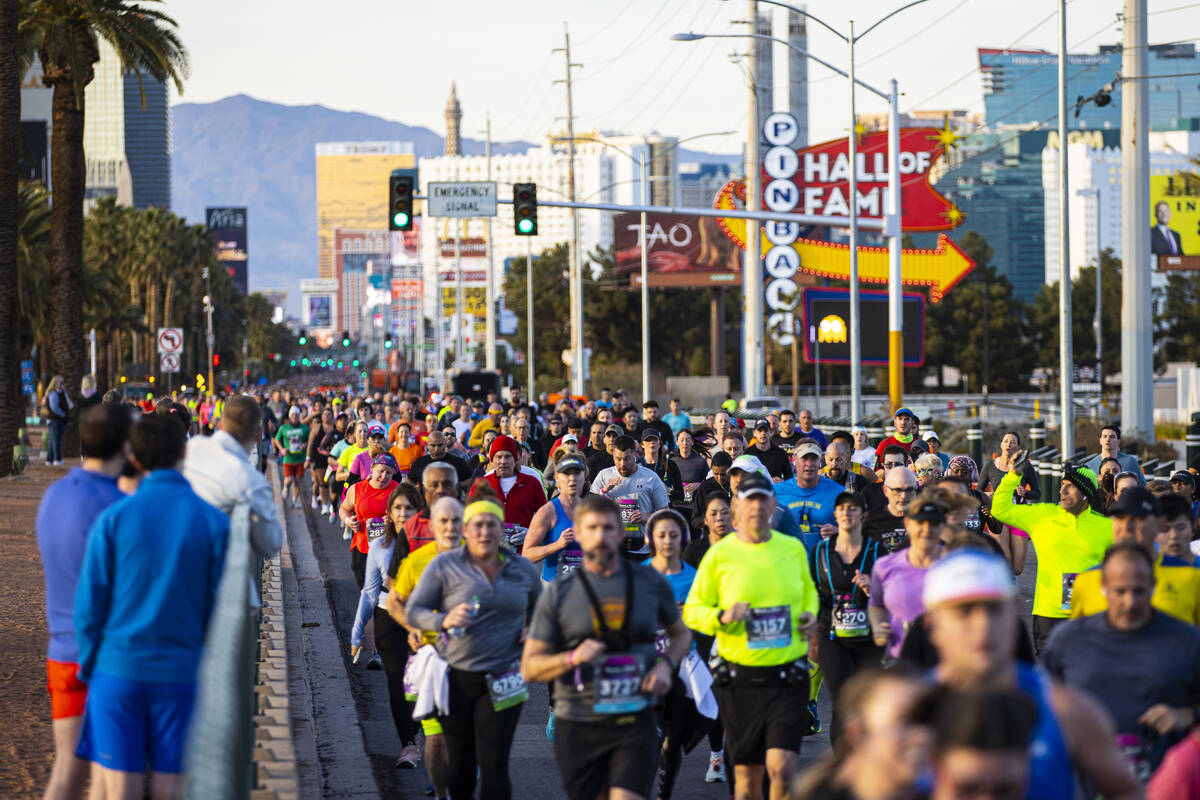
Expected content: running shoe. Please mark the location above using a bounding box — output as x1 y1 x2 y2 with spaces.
367 651 383 670
395 742 421 768
342 527 352 541
705 751 726 783
807 700 822 735
545 710 556 742
311 496 318 509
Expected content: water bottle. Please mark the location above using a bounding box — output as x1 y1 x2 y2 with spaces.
448 595 481 638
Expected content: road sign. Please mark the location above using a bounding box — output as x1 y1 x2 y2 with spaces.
160 352 181 373
20 359 33 395
157 327 183 354
427 182 498 218
801 288 925 366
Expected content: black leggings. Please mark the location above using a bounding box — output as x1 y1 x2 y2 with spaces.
440 668 524 800
656 679 706 800
816 629 883 744
373 608 416 746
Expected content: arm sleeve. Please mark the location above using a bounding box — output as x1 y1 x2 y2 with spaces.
989 470 1045 530
73 516 113 682
405 557 447 633
468 421 486 448
667 461 685 504
682 550 724 636
1020 461 1042 500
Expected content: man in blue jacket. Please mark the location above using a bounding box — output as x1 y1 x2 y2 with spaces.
74 413 230 797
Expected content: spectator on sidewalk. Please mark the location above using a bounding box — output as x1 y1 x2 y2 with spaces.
74 414 231 798
36 403 132 800
184 394 282 559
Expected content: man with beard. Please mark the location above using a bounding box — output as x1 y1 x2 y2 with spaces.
407 429 472 488
591 435 670 556
522 495 690 800
749 420 793 481
821 440 869 493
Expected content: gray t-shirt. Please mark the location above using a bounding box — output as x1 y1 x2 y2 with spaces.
528 562 680 722
405 547 541 674
590 465 670 552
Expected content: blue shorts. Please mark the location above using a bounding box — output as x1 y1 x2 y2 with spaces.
75 673 196 773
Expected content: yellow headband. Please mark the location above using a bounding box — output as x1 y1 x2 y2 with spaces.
463 500 505 525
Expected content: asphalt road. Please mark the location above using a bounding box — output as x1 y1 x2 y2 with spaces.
293 478 1039 799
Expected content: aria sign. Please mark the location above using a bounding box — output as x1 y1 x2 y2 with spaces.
716 115 972 344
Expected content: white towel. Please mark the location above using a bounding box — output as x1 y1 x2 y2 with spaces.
407 644 450 719
679 650 719 719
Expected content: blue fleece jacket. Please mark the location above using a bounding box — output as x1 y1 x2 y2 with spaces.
36 467 125 663
74 469 230 683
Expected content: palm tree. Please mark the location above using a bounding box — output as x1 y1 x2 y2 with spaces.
0 0 20 476
19 0 187 438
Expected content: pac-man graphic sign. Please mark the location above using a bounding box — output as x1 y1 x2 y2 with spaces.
803 287 925 367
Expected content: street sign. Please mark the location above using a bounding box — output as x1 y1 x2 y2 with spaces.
157 327 183 354
160 352 181 373
801 288 925 366
427 182 497 218
20 359 33 395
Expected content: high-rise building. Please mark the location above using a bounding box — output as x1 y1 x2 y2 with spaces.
79 38 169 209
314 141 416 279
980 43 1199 130
787 9 808 149
19 56 51 185
755 10 773 152
445 83 463 157
679 161 738 207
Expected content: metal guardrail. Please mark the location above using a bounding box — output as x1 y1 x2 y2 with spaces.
185 503 261 800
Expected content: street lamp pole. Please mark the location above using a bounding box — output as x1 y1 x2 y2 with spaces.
640 145 651 403
744 0 764 400
887 79 903 414
1057 0 1074 456
847 19 861 422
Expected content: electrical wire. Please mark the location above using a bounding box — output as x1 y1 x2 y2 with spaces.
574 0 640 47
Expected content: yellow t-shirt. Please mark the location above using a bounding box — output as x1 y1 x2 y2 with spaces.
1070 553 1200 626
394 542 443 645
338 443 367 470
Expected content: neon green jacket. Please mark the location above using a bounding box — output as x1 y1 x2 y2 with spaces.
990 469 1112 618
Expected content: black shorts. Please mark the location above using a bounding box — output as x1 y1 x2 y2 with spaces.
350 548 367 590
553 709 658 800
715 680 808 765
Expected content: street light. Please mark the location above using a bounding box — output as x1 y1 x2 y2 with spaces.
675 0 924 421
569 130 737 404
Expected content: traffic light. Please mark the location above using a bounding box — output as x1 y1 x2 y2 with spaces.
298 329 307 346
389 168 417 231
513 182 537 236
212 353 220 367
352 359 360 367
341 330 351 347
384 334 393 350
289 359 297 367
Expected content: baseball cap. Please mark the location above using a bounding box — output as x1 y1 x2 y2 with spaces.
549 414 564 424
561 433 579 445
923 550 1016 608
604 424 623 437
729 454 770 478
735 472 774 500
894 406 915 420
555 455 587 474
907 500 946 523
794 441 823 459
1170 470 1196 486
367 421 386 437
1109 486 1160 519
289 405 301 416
922 430 940 442
372 453 399 471
640 427 661 441
754 419 771 431
834 490 868 510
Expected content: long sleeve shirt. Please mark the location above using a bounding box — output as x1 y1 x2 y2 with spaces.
74 470 230 683
183 429 282 558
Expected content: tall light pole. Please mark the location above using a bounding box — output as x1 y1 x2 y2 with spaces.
745 0 764 400
1057 0 1074 457
481 112 497 371
1121 0 1152 440
846 18 861 420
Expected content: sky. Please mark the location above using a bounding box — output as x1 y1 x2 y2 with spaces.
168 0 1199 152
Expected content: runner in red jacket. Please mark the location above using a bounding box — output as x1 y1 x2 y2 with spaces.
470 434 547 528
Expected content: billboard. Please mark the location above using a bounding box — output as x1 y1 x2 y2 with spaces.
306 295 333 329
1151 172 1199 258
439 237 487 258
613 212 745 287
802 287 925 366
207 207 248 295
391 220 422 266
443 286 487 315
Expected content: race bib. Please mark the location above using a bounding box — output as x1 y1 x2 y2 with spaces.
881 528 908 553
486 668 529 712
366 516 387 541
746 605 792 650
403 654 419 701
1116 733 1153 785
593 654 647 714
1061 573 1079 611
832 595 870 639
965 511 982 532
557 549 583 577
287 429 303 453
653 626 669 657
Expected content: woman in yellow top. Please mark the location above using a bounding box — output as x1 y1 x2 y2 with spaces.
386 496 464 800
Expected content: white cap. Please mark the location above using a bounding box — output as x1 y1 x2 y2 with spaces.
562 433 579 444
923 550 1015 608
851 425 867 435
923 430 940 441
289 406 301 416
729 454 770 479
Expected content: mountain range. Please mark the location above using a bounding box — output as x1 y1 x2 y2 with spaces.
170 94 738 307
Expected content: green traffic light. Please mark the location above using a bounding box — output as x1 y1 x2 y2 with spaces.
517 218 534 234
289 359 297 367
384 340 393 349
352 359 360 367
392 211 409 228
298 336 307 345
337 361 344 368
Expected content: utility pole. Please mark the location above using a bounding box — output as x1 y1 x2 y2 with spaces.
455 220 464 368
526 237 535 399
1121 0 1152 440
203 266 214 390
483 112 497 371
847 19 861 423
555 25 584 395
744 0 764 400
1057 0 1074 457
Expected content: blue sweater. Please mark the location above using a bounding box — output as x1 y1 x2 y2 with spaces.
74 470 230 683
36 467 125 663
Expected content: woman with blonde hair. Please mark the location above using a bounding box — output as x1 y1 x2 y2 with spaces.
41 375 73 466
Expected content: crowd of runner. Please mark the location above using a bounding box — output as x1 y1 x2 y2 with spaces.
30 378 1200 800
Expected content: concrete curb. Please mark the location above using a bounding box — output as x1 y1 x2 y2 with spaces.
251 468 301 799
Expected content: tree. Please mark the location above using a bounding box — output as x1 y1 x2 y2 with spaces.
1029 249 1124 386
20 0 187 447
0 0 19 476
502 243 572 388
1155 271 1200 367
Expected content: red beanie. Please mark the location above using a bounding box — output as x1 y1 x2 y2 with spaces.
489 434 519 461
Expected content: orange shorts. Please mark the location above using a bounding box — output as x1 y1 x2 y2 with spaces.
46 659 87 719
283 462 305 480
